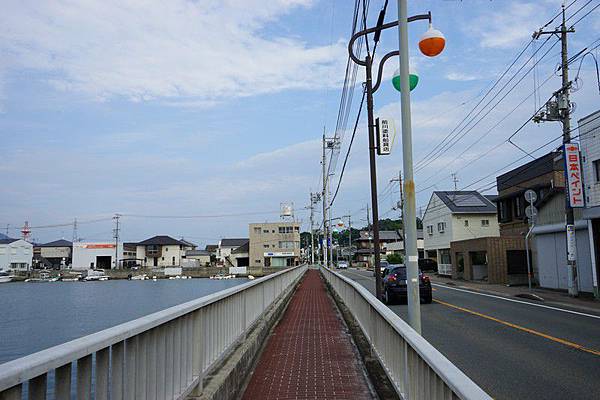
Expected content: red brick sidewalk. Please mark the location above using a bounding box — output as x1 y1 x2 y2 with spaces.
242 269 373 400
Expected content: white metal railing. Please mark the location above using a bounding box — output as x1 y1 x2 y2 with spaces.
321 267 491 400
0 266 306 400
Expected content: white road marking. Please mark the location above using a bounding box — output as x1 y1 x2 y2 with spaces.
432 283 600 320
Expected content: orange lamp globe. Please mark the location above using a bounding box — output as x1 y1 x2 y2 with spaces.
419 25 445 57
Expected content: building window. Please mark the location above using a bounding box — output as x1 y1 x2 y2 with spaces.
515 196 524 218
254 227 261 234
481 219 490 227
165 247 168 252
464 220 469 227
594 160 600 182
279 241 296 249
426 225 433 235
255 259 261 263
437 222 446 233
278 226 293 234
263 229 269 233
294 226 300 231
499 200 511 222
263 244 269 248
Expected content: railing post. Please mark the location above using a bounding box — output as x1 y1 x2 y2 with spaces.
28 373 47 400
54 363 71 400
76 355 92 400
111 341 125 400
124 337 136 400
2 385 22 400
95 347 110 400
156 326 166 400
146 329 157 400
135 334 147 399
190 309 204 397
165 322 174 398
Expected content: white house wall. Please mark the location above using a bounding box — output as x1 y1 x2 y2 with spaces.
581 111 600 206
451 214 500 242
423 194 453 251
0 240 33 271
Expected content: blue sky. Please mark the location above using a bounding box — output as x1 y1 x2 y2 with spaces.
1 0 599 246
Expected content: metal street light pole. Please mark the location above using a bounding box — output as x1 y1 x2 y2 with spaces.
348 7 438 326
397 0 421 333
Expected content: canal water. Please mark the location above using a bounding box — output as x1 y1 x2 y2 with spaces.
0 278 247 365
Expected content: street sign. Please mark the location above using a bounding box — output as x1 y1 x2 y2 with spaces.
567 224 577 261
563 143 585 208
376 118 396 155
525 205 538 220
524 189 537 204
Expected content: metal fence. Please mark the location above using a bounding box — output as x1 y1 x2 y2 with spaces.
0 266 306 400
321 267 491 400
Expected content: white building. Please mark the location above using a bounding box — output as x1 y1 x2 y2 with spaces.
217 238 249 266
0 238 33 271
72 242 123 271
423 191 499 275
579 109 600 298
135 236 195 268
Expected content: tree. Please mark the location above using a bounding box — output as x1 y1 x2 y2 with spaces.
386 253 404 264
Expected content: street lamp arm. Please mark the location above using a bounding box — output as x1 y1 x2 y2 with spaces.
372 50 399 93
347 13 431 66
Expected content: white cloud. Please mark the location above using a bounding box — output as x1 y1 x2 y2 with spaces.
0 0 345 104
466 2 549 49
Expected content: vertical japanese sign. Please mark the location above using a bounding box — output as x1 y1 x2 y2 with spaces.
564 143 584 208
567 224 577 261
376 118 396 155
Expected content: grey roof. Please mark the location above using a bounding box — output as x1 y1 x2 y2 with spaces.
496 151 561 191
434 191 497 214
205 244 218 252
231 241 250 254
137 235 187 246
0 233 9 240
186 249 210 257
0 238 19 244
179 239 196 248
38 239 72 248
220 238 249 247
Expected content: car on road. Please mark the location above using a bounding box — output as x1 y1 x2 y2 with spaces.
373 260 389 276
418 258 438 272
382 265 432 304
337 261 348 269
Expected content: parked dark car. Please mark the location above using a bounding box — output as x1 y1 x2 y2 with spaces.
418 258 438 272
373 260 389 276
382 265 432 304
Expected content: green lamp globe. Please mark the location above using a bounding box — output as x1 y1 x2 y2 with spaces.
392 69 419 91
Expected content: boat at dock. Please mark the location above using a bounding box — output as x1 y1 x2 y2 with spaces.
0 270 14 283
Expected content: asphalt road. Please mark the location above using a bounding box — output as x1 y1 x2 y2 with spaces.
339 268 600 400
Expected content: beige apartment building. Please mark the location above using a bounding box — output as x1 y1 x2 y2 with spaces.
249 222 300 269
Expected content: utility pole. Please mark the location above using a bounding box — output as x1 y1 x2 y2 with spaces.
397 0 422 333
72 218 78 243
533 3 577 296
309 192 321 266
113 214 120 270
348 214 352 265
322 132 329 268
328 203 334 267
391 171 405 244
309 193 315 266
451 173 459 191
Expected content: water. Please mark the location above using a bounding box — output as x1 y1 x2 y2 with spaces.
0 278 246 365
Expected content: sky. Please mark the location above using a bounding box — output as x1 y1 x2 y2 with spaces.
1 0 599 246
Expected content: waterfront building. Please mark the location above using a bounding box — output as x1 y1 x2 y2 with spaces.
249 222 300 269
0 238 33 272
